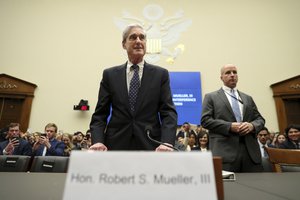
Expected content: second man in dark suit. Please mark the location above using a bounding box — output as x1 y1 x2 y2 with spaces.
89 24 177 151
201 64 265 172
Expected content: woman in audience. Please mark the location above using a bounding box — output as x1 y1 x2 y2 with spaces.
62 133 73 156
268 133 286 148
192 131 209 152
27 133 36 147
279 124 300 149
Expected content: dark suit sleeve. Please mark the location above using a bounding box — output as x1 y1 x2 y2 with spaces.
158 69 178 145
47 141 65 156
0 141 6 155
21 140 33 156
243 95 265 134
201 93 232 136
90 69 112 144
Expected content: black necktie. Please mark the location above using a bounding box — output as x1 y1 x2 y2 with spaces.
129 65 140 112
263 146 268 157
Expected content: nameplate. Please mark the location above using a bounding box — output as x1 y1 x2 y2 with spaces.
63 151 217 200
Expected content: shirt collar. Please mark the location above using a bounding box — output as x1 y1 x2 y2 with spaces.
257 138 266 147
222 85 237 92
126 60 144 72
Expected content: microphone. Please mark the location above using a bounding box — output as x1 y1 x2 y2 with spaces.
145 125 180 151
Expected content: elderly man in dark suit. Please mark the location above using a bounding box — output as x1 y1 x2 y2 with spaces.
0 123 32 156
201 64 265 172
89 24 177 151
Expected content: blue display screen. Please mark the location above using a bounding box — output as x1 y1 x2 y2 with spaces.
169 72 202 125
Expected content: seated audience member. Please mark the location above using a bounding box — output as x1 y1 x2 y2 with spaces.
0 123 32 156
56 133 63 142
257 127 270 158
185 132 197 151
33 123 65 156
27 133 35 147
72 131 85 150
192 131 209 152
175 137 188 151
176 122 196 141
20 131 29 140
268 132 286 148
80 135 91 150
86 129 91 138
279 124 300 149
62 133 73 156
195 125 205 135
0 127 9 142
268 131 276 145
32 132 41 145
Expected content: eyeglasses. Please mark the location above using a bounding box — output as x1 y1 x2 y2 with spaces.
128 34 146 41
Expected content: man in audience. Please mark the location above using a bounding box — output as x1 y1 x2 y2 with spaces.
0 123 32 156
176 122 196 139
72 131 84 150
89 24 177 151
257 127 270 158
201 64 265 172
0 127 8 142
33 123 65 156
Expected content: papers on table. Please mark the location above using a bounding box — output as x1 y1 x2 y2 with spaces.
222 170 236 181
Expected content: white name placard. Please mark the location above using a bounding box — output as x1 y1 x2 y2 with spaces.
63 151 217 200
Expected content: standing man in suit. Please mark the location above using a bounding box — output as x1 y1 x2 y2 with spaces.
0 123 32 156
89 24 177 151
201 64 265 172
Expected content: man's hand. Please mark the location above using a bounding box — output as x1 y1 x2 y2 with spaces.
39 136 51 149
231 122 242 133
4 139 19 155
238 122 254 135
155 143 174 152
89 142 108 151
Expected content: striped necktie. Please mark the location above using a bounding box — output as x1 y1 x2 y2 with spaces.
230 89 242 122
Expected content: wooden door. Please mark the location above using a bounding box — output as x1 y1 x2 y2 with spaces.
0 97 24 129
284 98 300 125
0 74 37 132
271 75 300 133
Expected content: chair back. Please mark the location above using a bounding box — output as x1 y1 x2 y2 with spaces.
30 156 69 173
0 155 31 172
265 147 300 172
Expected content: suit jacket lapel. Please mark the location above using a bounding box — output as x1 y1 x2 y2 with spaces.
116 62 129 99
217 88 236 117
238 91 247 119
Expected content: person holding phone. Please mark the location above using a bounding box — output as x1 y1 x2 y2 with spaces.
0 122 32 156
33 123 65 156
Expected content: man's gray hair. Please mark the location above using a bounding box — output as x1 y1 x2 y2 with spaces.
122 24 146 44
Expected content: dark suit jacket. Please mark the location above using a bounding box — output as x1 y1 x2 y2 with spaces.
201 88 265 164
90 62 177 150
176 130 196 140
34 138 65 156
0 138 32 156
279 139 299 149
